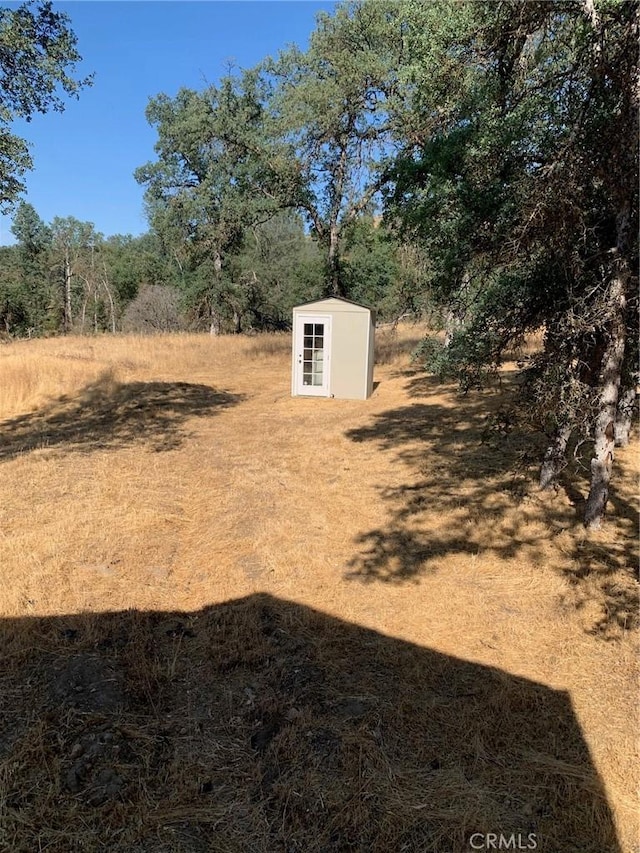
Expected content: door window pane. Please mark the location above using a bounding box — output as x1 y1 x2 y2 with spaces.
299 318 327 391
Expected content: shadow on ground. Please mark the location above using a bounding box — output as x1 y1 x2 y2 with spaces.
345 371 638 637
0 371 243 460
0 594 620 852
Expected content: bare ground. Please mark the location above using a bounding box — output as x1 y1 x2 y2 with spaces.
0 328 637 852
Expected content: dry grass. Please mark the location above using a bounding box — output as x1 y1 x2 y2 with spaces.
0 326 637 852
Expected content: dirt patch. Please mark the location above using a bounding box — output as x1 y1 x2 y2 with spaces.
50 653 126 713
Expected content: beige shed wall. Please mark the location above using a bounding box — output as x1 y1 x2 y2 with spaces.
328 310 371 399
292 298 375 400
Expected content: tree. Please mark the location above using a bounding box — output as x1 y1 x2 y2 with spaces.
9 199 52 331
262 1 405 295
385 0 638 528
0 0 91 207
232 211 325 329
48 216 118 333
136 3 412 307
340 215 430 321
0 244 27 334
121 284 185 334
135 74 290 333
3 201 193 336
101 232 179 307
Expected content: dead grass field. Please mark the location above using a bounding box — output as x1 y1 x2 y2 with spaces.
0 327 637 852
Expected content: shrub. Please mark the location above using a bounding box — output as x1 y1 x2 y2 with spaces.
121 285 185 334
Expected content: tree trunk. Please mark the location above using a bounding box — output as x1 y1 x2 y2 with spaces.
101 273 117 334
80 294 87 333
444 273 470 347
584 272 627 529
443 308 457 348
63 250 73 333
328 223 341 296
210 251 223 335
539 423 572 490
614 384 636 447
209 307 220 336
326 139 348 298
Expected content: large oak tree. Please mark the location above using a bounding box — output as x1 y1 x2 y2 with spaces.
261 1 405 295
386 0 638 528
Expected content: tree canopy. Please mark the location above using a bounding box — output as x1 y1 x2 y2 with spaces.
260 1 406 295
0 0 91 207
384 0 638 528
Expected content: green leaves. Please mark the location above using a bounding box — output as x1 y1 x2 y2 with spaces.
0 1 92 206
136 75 290 270
256 2 410 293
384 0 638 522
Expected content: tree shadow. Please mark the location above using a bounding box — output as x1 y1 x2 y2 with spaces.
0 594 621 852
0 371 244 460
345 374 638 637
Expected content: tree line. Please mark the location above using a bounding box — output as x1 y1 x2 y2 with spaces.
0 0 637 528
1 203 425 335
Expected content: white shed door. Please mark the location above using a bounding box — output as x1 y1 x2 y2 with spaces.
294 314 331 396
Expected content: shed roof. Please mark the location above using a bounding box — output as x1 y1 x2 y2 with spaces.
293 295 376 318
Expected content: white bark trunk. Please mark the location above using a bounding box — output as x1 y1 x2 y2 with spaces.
444 273 470 347
539 423 572 490
583 0 601 30
101 273 117 334
80 296 87 332
584 273 627 528
210 251 223 335
209 306 220 336
614 385 636 447
327 142 348 297
328 223 340 296
64 251 73 333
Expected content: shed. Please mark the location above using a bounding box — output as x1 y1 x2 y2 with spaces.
291 297 376 400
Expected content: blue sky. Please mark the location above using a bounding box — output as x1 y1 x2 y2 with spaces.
0 1 335 245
